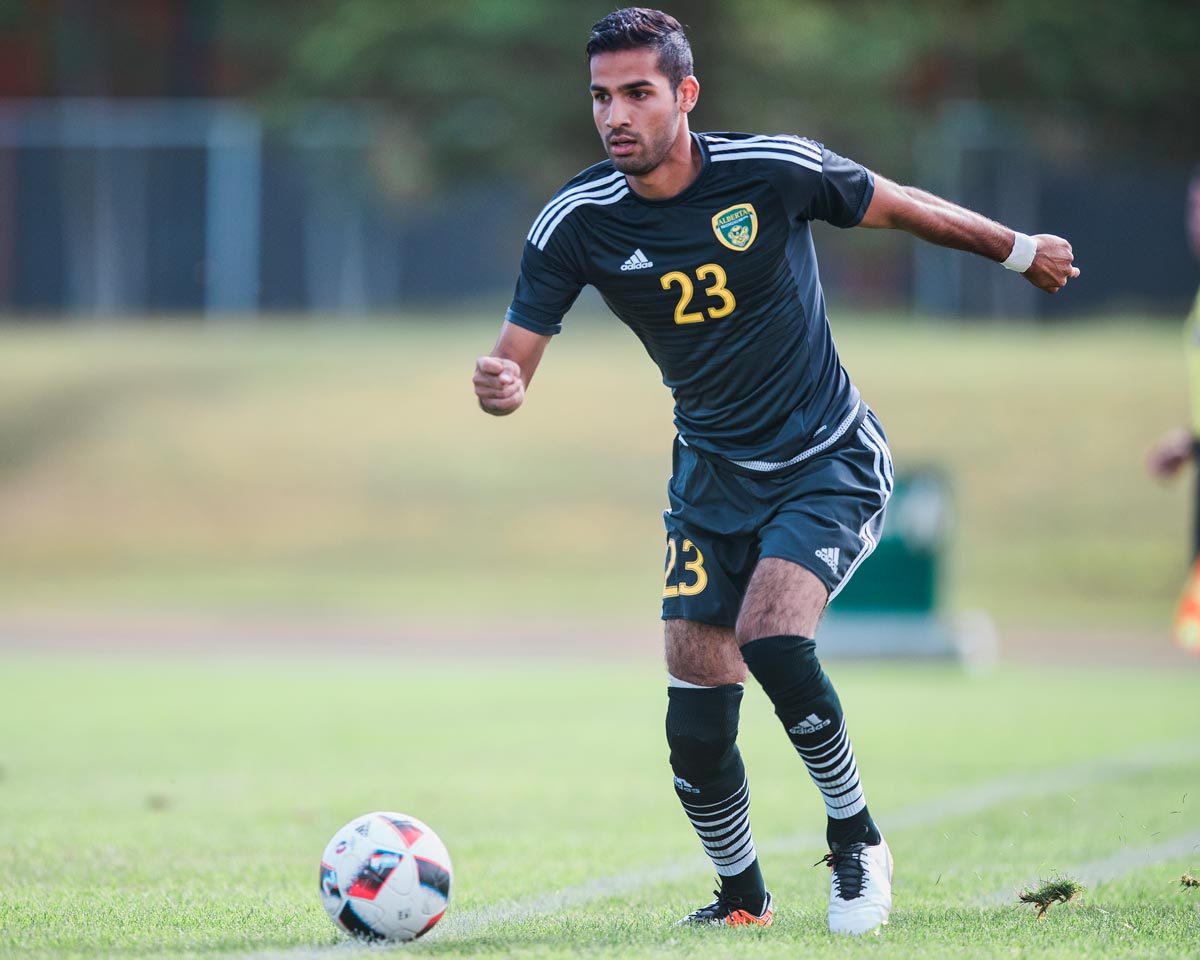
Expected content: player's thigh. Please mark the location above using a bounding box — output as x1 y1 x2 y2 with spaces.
664 618 746 686
735 557 829 644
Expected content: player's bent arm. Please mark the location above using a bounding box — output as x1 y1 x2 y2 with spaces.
859 174 1081 294
473 321 552 416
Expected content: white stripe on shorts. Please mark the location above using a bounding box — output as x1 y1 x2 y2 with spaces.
827 422 893 603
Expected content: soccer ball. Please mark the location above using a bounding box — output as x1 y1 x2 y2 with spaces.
319 811 453 941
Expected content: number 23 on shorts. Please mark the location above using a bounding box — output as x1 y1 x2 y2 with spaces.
663 536 709 598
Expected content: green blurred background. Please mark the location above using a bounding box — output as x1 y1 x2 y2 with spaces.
0 1 1197 654
0 317 1191 647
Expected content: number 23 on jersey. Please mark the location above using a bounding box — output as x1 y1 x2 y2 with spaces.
659 263 736 326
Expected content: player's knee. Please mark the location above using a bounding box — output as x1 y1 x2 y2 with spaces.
665 683 742 781
665 621 747 686
741 634 833 711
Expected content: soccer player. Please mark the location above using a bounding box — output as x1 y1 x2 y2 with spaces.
473 7 1079 935
1147 169 1200 653
1147 169 1200 561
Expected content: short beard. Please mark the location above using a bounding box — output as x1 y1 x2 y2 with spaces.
608 153 662 176
605 118 677 176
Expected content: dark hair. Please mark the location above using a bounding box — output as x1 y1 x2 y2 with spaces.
586 8 694 91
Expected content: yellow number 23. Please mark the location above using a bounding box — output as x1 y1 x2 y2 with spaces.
659 263 736 325
663 537 709 598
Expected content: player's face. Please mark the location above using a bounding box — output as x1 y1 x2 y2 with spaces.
590 47 687 176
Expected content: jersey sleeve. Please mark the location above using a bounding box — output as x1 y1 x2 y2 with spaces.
774 140 875 228
504 234 587 336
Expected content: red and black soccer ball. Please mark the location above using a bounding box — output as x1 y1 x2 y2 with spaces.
319 811 453 941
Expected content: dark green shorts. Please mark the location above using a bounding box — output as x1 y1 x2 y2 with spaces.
661 408 893 626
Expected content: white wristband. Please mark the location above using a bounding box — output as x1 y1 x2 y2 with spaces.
1002 232 1037 273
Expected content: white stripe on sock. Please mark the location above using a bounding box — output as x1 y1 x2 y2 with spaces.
678 778 759 877
795 722 868 820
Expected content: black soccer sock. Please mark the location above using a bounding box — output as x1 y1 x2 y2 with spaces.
741 635 881 848
665 681 766 908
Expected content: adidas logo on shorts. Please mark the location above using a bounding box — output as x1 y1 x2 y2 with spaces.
620 248 654 271
815 546 840 574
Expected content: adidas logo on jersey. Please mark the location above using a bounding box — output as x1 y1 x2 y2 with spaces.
620 248 654 271
815 547 840 574
788 713 832 736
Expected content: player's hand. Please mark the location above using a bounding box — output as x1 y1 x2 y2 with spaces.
473 355 525 416
1147 427 1193 479
1024 235 1080 293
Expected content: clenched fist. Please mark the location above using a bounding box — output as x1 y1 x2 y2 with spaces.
473 355 525 415
1025 235 1081 294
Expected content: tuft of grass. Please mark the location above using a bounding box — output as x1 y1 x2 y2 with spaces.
1018 875 1085 918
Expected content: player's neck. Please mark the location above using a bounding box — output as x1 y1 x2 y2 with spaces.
626 123 701 201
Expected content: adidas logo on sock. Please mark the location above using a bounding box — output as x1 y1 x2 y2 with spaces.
620 248 654 271
788 713 832 736
673 776 701 794
815 546 840 574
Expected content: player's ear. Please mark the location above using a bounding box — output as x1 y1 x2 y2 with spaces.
677 75 699 113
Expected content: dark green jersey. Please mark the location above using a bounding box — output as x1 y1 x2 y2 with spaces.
506 131 874 472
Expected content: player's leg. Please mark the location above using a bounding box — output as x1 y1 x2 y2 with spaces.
737 559 880 849
736 412 895 935
665 618 773 926
736 559 891 935
661 435 772 925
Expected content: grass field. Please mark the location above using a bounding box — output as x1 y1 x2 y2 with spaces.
1 314 1197 958
1 655 1198 959
0 313 1191 627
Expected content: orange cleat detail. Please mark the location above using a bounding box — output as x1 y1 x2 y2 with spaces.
726 906 773 927
677 890 774 927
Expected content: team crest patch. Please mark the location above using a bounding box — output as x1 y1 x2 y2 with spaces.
711 203 758 251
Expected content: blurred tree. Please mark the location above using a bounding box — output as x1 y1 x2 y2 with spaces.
216 0 1200 190
0 0 219 97
215 0 591 189
3 1 1195 189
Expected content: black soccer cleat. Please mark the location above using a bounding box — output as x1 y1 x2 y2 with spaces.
676 889 774 927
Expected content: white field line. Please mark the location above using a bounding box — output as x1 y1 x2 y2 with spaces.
240 738 1198 957
978 828 1200 908
428 738 1200 941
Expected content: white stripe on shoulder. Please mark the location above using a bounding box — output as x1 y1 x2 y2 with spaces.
710 149 822 174
707 134 822 162
532 185 629 250
527 170 625 242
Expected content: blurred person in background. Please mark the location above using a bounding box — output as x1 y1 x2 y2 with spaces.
474 6 1079 935
1147 169 1200 561
1148 169 1200 653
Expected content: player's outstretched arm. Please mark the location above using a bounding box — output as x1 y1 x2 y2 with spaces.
859 174 1081 294
473 321 552 416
